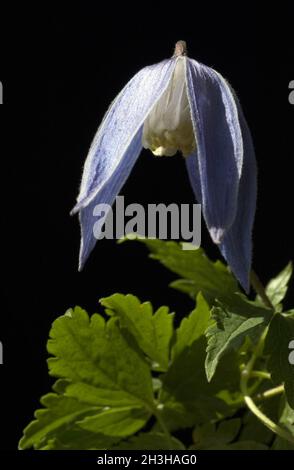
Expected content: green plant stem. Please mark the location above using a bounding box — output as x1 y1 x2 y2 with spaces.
250 270 274 310
240 273 294 443
250 370 271 380
241 373 294 443
255 385 285 402
240 330 294 444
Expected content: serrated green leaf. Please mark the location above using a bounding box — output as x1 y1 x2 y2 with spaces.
265 262 293 307
264 314 294 408
19 393 100 450
134 239 239 304
20 306 157 450
47 307 154 408
52 379 71 394
172 293 210 360
205 296 272 381
40 427 120 450
78 406 150 437
100 294 173 371
111 432 185 450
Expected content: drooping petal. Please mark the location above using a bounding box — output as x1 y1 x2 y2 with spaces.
219 100 257 291
78 128 143 270
73 58 177 268
72 59 177 214
186 98 257 291
185 58 244 242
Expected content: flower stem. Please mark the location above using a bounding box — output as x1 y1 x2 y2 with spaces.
250 270 274 309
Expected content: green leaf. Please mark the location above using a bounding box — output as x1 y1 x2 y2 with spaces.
239 413 273 446
172 293 210 360
40 427 120 450
272 399 294 450
64 382 136 408
193 419 241 449
112 432 185 450
159 336 237 431
19 393 100 450
134 239 239 304
157 395 228 432
78 406 150 437
191 419 268 450
264 314 294 408
157 329 241 431
100 294 173 371
47 307 154 408
205 296 272 381
265 262 293 307
20 306 157 450
211 350 244 407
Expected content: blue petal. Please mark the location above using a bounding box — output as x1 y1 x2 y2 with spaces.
73 59 177 268
185 151 226 244
219 100 257 291
185 146 202 201
72 59 177 214
78 128 143 270
186 98 257 291
186 58 243 241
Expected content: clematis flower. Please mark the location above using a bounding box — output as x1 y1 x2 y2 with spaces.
71 41 257 291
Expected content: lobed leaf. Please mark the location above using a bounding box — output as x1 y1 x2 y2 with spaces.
100 293 173 371
205 295 272 381
133 238 239 304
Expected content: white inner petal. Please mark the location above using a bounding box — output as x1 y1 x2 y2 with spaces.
142 58 196 157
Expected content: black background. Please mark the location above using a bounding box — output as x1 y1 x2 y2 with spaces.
1 2 293 451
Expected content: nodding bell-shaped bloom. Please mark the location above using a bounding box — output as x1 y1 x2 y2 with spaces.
71 41 257 292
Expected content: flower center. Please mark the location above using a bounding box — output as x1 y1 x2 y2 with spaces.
142 58 196 157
